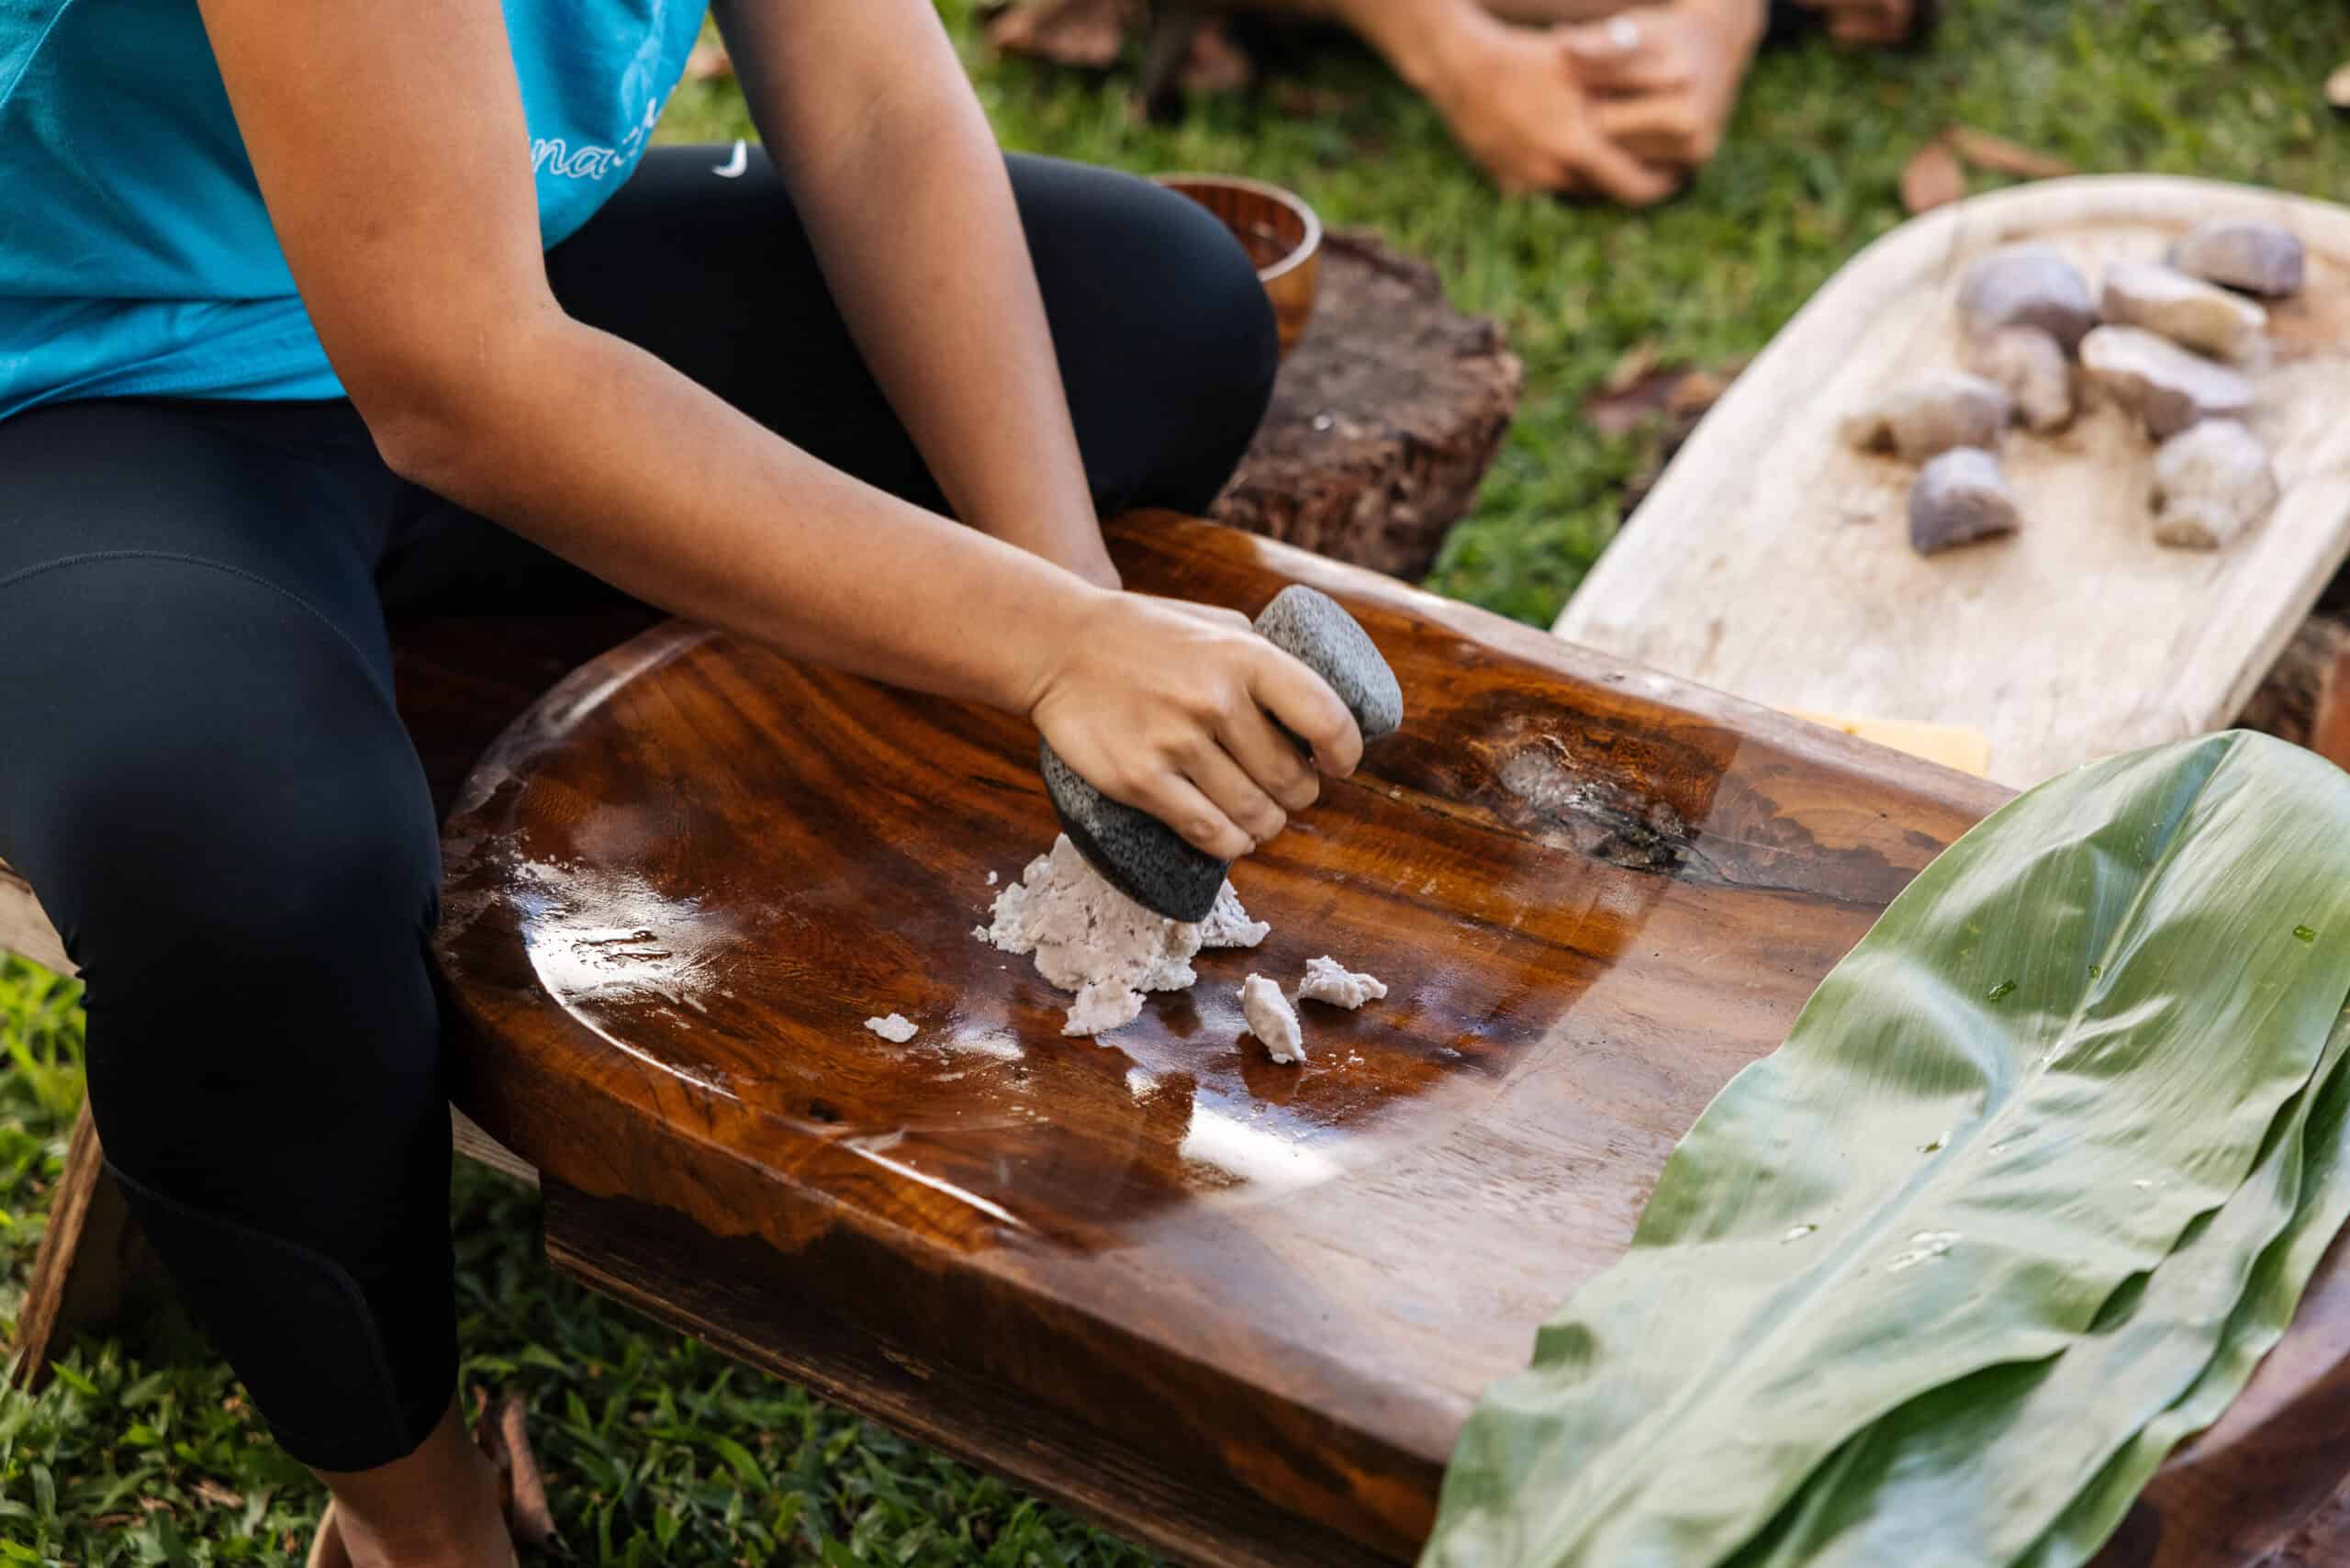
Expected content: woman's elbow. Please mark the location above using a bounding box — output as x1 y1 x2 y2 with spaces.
356 385 476 494
338 308 563 497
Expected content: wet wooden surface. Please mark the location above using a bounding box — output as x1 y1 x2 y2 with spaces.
435 513 2350 1564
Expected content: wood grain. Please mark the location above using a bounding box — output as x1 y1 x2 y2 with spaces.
544 1180 1393 1568
1556 175 2350 790
452 1109 537 1188
1210 230 1524 582
437 512 2350 1562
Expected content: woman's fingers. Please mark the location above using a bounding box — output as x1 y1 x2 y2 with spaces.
1570 123 1682 204
1136 768 1255 860
1592 95 1717 167
1179 737 1291 847
1216 698 1323 814
1248 646 1363 778
1558 14 1684 92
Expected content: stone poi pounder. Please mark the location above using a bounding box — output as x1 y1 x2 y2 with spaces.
1040 585 1405 922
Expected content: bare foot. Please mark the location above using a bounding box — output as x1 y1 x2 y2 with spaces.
313 1402 518 1568
1797 0 1915 46
1418 14 1677 200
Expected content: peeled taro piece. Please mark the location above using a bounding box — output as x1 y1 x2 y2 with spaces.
1959 244 2096 354
1963 326 2074 433
1909 448 2020 556
2078 325 2254 440
1840 370 2015 462
2150 419 2278 550
2167 219 2305 298
2099 260 2267 363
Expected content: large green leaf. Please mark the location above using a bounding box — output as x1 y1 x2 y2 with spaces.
1424 733 2350 1568
2018 995 2350 1568
1729 1007 2350 1568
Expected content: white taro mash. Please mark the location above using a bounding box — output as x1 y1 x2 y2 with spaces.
979 834 1268 1036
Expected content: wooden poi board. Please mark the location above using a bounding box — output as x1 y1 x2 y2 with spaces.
434 516 2350 1566
1557 176 2350 790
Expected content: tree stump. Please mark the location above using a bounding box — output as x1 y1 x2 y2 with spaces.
2239 613 2350 769
1211 229 1524 582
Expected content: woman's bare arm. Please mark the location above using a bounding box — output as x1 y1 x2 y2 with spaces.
718 0 1118 588
194 0 1359 857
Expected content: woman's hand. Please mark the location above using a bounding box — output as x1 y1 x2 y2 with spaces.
1564 0 1763 176
1027 594 1362 861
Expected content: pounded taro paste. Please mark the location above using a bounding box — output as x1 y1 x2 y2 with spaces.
981 834 1267 1036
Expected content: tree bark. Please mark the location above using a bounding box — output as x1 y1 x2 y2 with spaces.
1212 229 1524 582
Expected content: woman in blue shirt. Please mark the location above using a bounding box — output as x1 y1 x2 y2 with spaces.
0 1 1363 1561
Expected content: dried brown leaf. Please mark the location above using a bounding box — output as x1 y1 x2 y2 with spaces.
1665 369 1729 418
475 1390 559 1547
1584 360 1730 438
1900 138 1965 216
1271 83 1355 118
191 1478 245 1509
1608 361 1744 517
1601 340 1662 397
684 41 733 83
499 1393 559 1545
1945 125 2076 180
1180 19 1253 95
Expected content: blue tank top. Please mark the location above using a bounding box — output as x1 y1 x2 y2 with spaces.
0 0 703 420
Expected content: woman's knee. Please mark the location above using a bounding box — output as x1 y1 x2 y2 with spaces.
0 559 441 1079
26 706 431 976
1011 156 1281 513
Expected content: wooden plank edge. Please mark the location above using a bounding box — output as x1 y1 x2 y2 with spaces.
542 1182 1402 1568
6 1102 133 1392
0 860 73 978
452 1107 538 1188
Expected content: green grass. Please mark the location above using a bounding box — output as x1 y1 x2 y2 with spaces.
679 0 2348 626
8 2 2350 1560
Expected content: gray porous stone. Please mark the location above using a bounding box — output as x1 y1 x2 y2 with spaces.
1043 586 1403 921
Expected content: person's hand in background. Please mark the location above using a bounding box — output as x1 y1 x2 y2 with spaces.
1312 0 1675 201
1430 16 1680 201
1563 0 1764 181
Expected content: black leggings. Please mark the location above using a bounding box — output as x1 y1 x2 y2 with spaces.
0 147 1275 1471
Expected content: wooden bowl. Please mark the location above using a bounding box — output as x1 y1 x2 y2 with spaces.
1156 174 1323 357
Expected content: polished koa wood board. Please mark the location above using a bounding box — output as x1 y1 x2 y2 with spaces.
436 515 2350 1566
1557 176 2350 790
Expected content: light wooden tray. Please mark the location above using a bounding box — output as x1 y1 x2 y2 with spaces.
1557 175 2350 790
